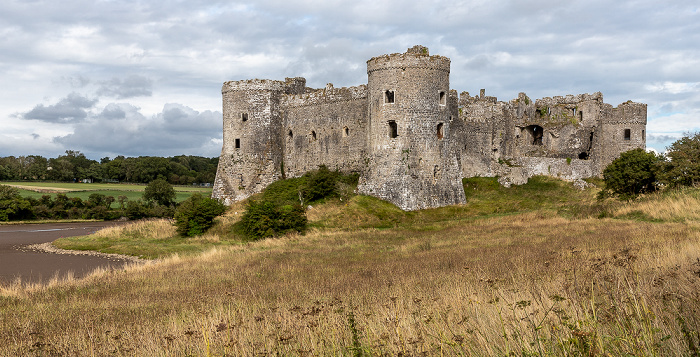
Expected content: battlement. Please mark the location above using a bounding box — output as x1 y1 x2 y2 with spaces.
222 77 308 95
535 92 603 107
367 46 450 74
282 83 367 108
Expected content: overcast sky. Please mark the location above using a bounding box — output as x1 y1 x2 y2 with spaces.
1 0 698 160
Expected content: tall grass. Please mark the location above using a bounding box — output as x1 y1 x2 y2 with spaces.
1 179 699 355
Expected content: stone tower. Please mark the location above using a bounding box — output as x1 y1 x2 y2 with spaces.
596 101 648 173
212 78 305 204
357 45 466 210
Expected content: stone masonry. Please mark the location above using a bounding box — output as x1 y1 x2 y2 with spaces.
213 46 647 210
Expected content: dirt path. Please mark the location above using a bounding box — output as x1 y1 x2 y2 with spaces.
0 222 142 285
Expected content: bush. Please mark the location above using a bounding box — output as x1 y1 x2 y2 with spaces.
600 148 662 200
234 200 307 240
0 185 33 221
174 193 227 237
143 178 176 206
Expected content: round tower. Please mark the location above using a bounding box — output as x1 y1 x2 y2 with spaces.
212 79 287 204
358 45 466 210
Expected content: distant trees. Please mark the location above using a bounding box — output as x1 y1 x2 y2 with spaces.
0 151 218 185
656 132 700 188
143 179 176 206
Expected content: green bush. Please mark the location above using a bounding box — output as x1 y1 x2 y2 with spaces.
600 148 661 200
234 200 307 240
174 193 227 237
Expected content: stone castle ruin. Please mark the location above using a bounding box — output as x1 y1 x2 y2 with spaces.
213 45 647 210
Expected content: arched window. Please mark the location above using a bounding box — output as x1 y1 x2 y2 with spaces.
343 126 349 137
437 123 444 139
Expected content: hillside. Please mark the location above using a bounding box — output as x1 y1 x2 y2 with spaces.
1 177 699 356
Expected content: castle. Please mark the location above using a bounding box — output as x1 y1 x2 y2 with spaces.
212 46 647 210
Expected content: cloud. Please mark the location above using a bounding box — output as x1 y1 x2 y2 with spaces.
53 103 222 158
22 93 97 123
96 75 153 99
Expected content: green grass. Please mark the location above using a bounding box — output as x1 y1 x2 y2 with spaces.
3 181 211 203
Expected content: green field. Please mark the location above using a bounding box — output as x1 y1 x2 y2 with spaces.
2 181 212 203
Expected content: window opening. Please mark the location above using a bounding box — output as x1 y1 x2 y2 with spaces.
642 130 645 140
235 138 240 149
437 123 444 139
288 130 293 139
384 90 395 104
578 110 583 121
388 121 398 138
624 129 631 141
343 126 349 137
241 113 248 121
525 125 543 145
439 91 446 105
311 131 317 141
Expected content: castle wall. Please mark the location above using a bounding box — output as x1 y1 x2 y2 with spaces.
281 84 368 177
213 46 647 210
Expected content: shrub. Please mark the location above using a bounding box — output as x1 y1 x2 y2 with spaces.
125 200 150 220
143 178 176 206
174 193 227 237
600 148 661 200
0 185 33 221
234 200 307 240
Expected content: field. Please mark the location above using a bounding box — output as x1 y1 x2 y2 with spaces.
2 181 212 203
1 177 699 356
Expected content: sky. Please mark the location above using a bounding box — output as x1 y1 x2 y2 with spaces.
1 0 698 160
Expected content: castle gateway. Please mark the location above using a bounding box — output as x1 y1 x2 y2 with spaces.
213 46 646 210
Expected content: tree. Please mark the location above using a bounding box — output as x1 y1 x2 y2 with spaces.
143 178 176 206
600 148 662 199
657 132 700 188
174 193 227 237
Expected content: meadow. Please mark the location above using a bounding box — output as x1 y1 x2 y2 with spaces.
0 177 699 356
3 181 212 203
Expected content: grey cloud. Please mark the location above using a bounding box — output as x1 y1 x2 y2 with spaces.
647 134 681 144
22 93 97 123
54 103 222 158
96 75 153 99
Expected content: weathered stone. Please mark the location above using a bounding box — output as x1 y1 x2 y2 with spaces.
213 46 646 210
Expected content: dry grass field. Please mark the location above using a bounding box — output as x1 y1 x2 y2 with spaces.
1 178 699 356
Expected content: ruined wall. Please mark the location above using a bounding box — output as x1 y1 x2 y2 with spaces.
213 45 647 210
281 84 368 177
458 90 505 177
358 45 466 210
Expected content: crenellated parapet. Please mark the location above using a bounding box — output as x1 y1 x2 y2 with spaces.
283 84 367 108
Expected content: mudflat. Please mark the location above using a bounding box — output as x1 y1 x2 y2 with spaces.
0 222 135 284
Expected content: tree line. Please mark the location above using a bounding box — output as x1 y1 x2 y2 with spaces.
0 151 219 185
